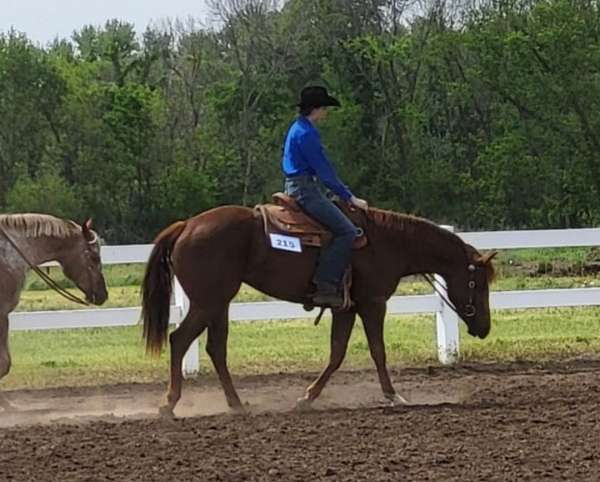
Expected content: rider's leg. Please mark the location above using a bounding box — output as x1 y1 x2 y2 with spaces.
285 176 357 306
309 204 355 306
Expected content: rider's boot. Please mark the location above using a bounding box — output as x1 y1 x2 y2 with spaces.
311 281 344 309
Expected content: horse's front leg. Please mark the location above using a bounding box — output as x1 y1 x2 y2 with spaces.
296 310 356 409
359 301 408 406
206 310 244 412
0 313 15 412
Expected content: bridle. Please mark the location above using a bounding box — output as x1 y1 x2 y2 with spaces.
0 224 96 306
421 262 480 320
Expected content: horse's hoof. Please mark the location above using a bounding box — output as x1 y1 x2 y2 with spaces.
231 403 248 415
158 405 175 418
384 393 409 407
295 397 313 411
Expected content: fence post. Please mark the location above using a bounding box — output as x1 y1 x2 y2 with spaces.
434 225 460 364
174 277 199 376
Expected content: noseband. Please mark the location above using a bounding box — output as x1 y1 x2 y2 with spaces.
87 231 98 245
422 262 479 320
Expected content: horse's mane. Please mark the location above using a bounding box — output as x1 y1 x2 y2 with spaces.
366 207 496 283
367 207 461 245
0 214 80 239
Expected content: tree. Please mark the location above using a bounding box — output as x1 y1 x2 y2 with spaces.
0 31 66 206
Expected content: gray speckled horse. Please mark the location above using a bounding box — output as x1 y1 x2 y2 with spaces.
0 214 108 410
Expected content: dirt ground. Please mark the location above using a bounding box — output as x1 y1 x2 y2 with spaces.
0 359 599 481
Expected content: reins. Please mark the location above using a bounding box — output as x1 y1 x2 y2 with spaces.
0 224 90 306
421 260 479 320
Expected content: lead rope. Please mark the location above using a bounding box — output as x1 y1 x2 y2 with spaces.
0 225 90 306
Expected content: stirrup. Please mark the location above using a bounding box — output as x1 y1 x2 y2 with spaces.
311 292 344 309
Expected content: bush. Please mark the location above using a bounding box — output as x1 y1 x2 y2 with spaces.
6 173 83 221
156 165 217 224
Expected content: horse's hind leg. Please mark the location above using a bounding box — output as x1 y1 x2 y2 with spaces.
296 310 356 409
206 310 243 411
0 314 14 411
160 304 209 417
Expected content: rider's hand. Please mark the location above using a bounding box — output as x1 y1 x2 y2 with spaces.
350 196 369 210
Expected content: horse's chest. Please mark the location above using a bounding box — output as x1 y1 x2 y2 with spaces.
0 245 27 313
0 241 27 273
0 273 24 315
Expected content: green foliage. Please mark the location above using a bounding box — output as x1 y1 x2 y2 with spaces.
0 30 67 205
6 173 82 220
1 1 600 241
155 164 216 223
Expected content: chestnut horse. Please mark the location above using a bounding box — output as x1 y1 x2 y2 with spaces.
142 204 496 416
0 214 108 411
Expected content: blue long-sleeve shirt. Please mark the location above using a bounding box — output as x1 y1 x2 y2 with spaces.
281 116 353 201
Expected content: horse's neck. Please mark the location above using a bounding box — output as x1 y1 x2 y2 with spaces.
0 233 69 270
386 219 465 278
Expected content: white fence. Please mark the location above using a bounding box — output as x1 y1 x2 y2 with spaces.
9 228 600 374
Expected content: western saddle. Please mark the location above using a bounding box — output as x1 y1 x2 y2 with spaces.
255 192 368 249
254 193 367 315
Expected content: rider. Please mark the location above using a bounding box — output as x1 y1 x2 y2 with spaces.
282 85 368 308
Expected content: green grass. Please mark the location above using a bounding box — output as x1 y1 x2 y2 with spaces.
24 263 146 291
24 246 600 290
6 246 599 391
17 245 600 308
4 307 600 390
16 274 600 312
16 283 273 312
501 246 600 265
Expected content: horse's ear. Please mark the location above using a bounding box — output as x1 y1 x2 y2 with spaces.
82 218 93 232
479 250 498 264
82 218 96 242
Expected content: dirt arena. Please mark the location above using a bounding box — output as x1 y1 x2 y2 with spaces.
1 359 599 481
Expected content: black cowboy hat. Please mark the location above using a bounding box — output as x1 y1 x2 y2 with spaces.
297 85 341 109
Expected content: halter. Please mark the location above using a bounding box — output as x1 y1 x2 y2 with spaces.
87 231 98 245
0 224 94 306
421 262 479 320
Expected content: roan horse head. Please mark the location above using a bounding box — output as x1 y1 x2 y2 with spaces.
60 219 108 305
445 247 497 339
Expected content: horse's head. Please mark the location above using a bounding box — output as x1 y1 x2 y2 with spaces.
61 219 108 305
446 246 497 339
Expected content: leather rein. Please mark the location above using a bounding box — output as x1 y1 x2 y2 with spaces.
0 224 92 306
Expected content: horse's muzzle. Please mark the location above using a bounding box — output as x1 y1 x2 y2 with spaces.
89 289 108 306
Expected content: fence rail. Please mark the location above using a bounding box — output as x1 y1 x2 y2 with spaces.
10 228 600 374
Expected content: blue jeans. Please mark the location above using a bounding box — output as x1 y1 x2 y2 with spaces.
284 175 357 286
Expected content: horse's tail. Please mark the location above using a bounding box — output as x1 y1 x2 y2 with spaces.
141 220 187 356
